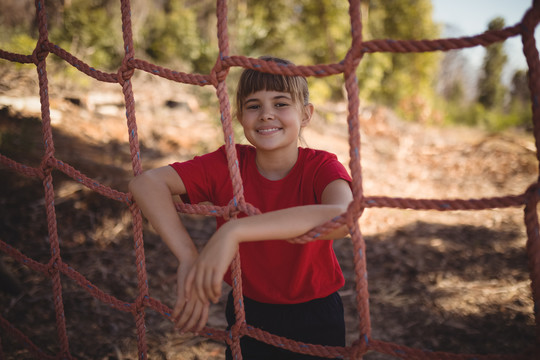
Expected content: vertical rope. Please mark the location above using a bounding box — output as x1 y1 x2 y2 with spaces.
33 0 72 358
524 185 540 347
118 0 149 359
521 0 540 175
522 0 540 178
522 0 540 347
213 1 245 358
344 1 371 356
214 0 245 211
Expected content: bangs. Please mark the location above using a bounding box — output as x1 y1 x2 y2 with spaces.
240 70 297 98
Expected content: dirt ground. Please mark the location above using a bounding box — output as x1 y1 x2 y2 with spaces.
0 70 538 359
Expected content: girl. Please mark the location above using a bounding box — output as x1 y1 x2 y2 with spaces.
129 56 353 359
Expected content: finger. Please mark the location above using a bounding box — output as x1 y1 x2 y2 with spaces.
204 268 216 303
211 270 222 303
194 303 210 333
172 295 186 320
195 266 208 304
184 267 195 300
182 301 203 334
175 299 194 331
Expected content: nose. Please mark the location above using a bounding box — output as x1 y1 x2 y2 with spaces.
260 107 275 121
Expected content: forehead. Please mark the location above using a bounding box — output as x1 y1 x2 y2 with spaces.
244 90 292 102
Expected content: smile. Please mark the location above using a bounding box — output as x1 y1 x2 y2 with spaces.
256 128 281 134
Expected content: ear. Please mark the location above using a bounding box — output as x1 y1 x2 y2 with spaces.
301 103 314 127
236 110 244 125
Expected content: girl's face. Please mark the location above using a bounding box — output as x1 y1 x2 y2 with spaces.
239 90 312 153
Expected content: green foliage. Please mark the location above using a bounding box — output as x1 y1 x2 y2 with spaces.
1 0 531 133
1 33 36 54
510 69 529 104
297 0 351 99
505 69 533 130
436 17 528 132
49 0 123 70
358 0 441 121
141 1 203 69
442 94 532 132
226 0 351 100
296 0 350 64
443 17 527 132
477 106 530 132
442 101 484 128
477 17 507 109
229 0 297 57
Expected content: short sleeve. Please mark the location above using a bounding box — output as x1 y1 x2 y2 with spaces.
313 152 351 203
169 146 230 205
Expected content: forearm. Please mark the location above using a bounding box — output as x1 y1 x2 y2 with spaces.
224 203 349 244
184 203 349 302
129 172 197 262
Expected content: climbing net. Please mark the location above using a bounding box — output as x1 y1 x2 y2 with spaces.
1 0 540 358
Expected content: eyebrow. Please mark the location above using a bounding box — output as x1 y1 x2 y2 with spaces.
244 94 292 105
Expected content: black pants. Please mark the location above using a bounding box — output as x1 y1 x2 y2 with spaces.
225 291 345 360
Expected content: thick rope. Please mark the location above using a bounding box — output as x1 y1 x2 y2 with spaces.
0 0 539 359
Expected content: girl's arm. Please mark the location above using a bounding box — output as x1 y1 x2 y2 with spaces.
128 166 209 333
129 167 195 259
186 179 353 304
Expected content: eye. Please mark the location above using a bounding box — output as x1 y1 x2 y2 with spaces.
275 102 289 108
245 104 260 110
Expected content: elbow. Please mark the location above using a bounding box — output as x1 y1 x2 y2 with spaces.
316 204 351 240
128 174 141 195
128 171 150 197
128 168 177 200
331 203 353 239
329 202 349 218
337 202 350 215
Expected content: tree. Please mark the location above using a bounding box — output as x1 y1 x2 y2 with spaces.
437 50 475 103
477 17 508 110
141 0 200 69
49 0 123 70
357 0 441 122
506 69 532 129
510 69 529 105
228 0 297 58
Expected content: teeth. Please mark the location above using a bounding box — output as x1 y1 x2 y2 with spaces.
257 128 280 133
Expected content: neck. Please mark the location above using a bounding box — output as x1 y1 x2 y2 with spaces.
255 146 299 181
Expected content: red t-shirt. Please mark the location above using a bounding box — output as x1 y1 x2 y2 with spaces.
170 144 351 304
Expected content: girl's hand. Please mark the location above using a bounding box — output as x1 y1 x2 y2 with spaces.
172 261 210 333
185 222 240 304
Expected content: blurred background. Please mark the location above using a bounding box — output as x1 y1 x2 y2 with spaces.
0 1 538 359
0 0 534 130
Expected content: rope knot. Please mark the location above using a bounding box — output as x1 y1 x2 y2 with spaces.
346 198 364 227
210 58 230 86
39 154 56 177
226 322 245 354
525 182 540 205
350 336 369 359
32 39 49 64
47 254 61 276
134 294 147 314
223 199 240 222
117 59 135 85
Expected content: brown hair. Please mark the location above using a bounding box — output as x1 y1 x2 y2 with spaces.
235 56 310 119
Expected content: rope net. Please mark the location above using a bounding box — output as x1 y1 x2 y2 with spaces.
0 0 539 359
